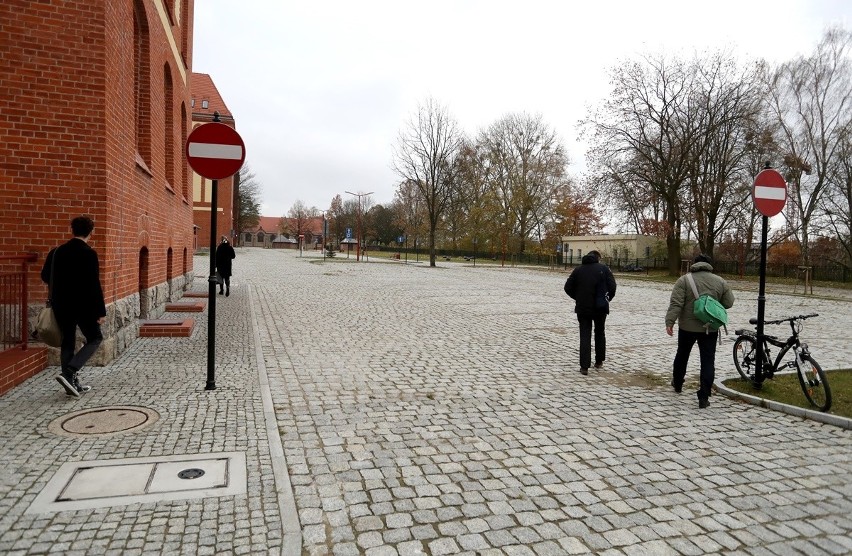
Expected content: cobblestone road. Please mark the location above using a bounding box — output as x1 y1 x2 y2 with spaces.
0 248 849 556
251 249 852 555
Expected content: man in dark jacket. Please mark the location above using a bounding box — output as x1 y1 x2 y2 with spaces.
564 250 617 375
215 237 236 296
41 216 107 397
665 254 735 408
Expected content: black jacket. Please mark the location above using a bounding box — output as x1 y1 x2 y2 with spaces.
215 241 236 278
41 238 106 321
564 254 617 315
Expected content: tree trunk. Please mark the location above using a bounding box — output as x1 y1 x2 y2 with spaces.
667 235 681 276
429 226 436 267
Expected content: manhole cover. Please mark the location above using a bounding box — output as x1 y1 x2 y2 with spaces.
48 406 160 438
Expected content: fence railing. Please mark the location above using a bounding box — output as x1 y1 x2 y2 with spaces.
366 246 851 283
0 254 38 352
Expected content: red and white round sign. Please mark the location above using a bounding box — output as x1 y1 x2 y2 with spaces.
186 123 246 180
752 168 787 217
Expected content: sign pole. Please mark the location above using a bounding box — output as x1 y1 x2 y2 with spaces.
754 213 768 386
185 110 246 392
750 161 788 387
207 176 218 390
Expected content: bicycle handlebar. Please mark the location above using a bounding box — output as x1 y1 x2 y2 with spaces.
747 313 819 326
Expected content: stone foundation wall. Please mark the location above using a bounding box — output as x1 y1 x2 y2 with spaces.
31 272 194 367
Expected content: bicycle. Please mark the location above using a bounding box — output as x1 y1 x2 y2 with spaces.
732 313 831 412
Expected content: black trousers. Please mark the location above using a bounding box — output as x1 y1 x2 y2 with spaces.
577 313 607 370
672 328 718 400
58 315 103 375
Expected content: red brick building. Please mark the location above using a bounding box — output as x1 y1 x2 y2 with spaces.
190 72 237 250
0 0 196 364
242 216 325 249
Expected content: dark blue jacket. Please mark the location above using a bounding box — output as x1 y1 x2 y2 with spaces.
564 254 617 315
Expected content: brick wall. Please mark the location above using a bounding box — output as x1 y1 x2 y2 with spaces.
0 348 49 397
0 0 196 363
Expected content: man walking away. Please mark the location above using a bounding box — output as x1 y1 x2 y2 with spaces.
41 216 107 397
215 236 236 296
665 253 735 409
564 250 617 375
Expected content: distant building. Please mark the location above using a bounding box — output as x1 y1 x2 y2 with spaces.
243 216 325 249
190 73 237 250
560 234 661 264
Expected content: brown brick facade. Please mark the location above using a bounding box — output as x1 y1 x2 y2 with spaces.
0 0 196 363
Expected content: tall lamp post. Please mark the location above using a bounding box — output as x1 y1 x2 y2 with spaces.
345 190 373 262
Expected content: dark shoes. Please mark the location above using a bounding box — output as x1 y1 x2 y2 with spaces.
698 399 710 409
580 368 589 375
56 374 90 398
56 375 78 397
225 288 230 297
219 290 224 295
671 381 682 393
594 361 604 369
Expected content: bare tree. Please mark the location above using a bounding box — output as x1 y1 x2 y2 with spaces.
582 53 702 275
285 200 319 239
824 127 852 266
764 27 852 264
392 97 464 266
234 164 262 245
683 53 764 259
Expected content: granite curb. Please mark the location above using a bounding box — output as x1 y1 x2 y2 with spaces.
714 378 852 429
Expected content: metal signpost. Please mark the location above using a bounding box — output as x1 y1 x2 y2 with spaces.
185 114 246 391
751 164 787 385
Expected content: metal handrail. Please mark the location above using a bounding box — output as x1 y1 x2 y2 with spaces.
0 254 39 351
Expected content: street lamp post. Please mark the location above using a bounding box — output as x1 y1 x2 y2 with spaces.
345 190 373 262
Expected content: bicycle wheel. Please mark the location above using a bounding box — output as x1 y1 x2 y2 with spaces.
796 354 832 412
733 336 757 381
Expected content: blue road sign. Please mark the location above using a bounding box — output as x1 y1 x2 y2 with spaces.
398 235 404 243
346 228 352 239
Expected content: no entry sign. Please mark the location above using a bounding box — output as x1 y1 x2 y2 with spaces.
186 123 246 180
752 168 787 217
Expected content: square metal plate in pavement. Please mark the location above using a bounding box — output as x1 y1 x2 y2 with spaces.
26 452 246 514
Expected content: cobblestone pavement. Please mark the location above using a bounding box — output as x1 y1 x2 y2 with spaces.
0 248 849 556
253 249 851 556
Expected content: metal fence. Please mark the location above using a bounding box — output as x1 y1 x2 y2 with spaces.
368 246 851 283
0 254 38 351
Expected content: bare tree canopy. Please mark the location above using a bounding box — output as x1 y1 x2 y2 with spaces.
582 50 766 272
392 97 464 266
765 27 852 264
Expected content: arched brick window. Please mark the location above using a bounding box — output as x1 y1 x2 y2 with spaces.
181 103 188 199
134 0 151 170
163 63 174 188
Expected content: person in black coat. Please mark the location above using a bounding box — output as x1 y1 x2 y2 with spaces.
41 216 106 397
564 250 617 375
215 237 236 296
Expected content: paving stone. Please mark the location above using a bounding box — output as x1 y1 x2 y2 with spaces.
1 250 850 556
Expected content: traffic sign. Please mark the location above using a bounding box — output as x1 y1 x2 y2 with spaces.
186 123 246 180
752 168 787 217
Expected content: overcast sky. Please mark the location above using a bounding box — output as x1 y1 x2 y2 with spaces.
193 1 849 218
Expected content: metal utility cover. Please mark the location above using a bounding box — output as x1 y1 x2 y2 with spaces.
27 452 246 514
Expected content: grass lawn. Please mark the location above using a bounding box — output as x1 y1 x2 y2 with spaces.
722 369 852 419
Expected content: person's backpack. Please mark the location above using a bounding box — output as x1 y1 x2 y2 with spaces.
685 273 728 335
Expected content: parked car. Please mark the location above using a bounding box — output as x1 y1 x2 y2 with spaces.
621 263 645 272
